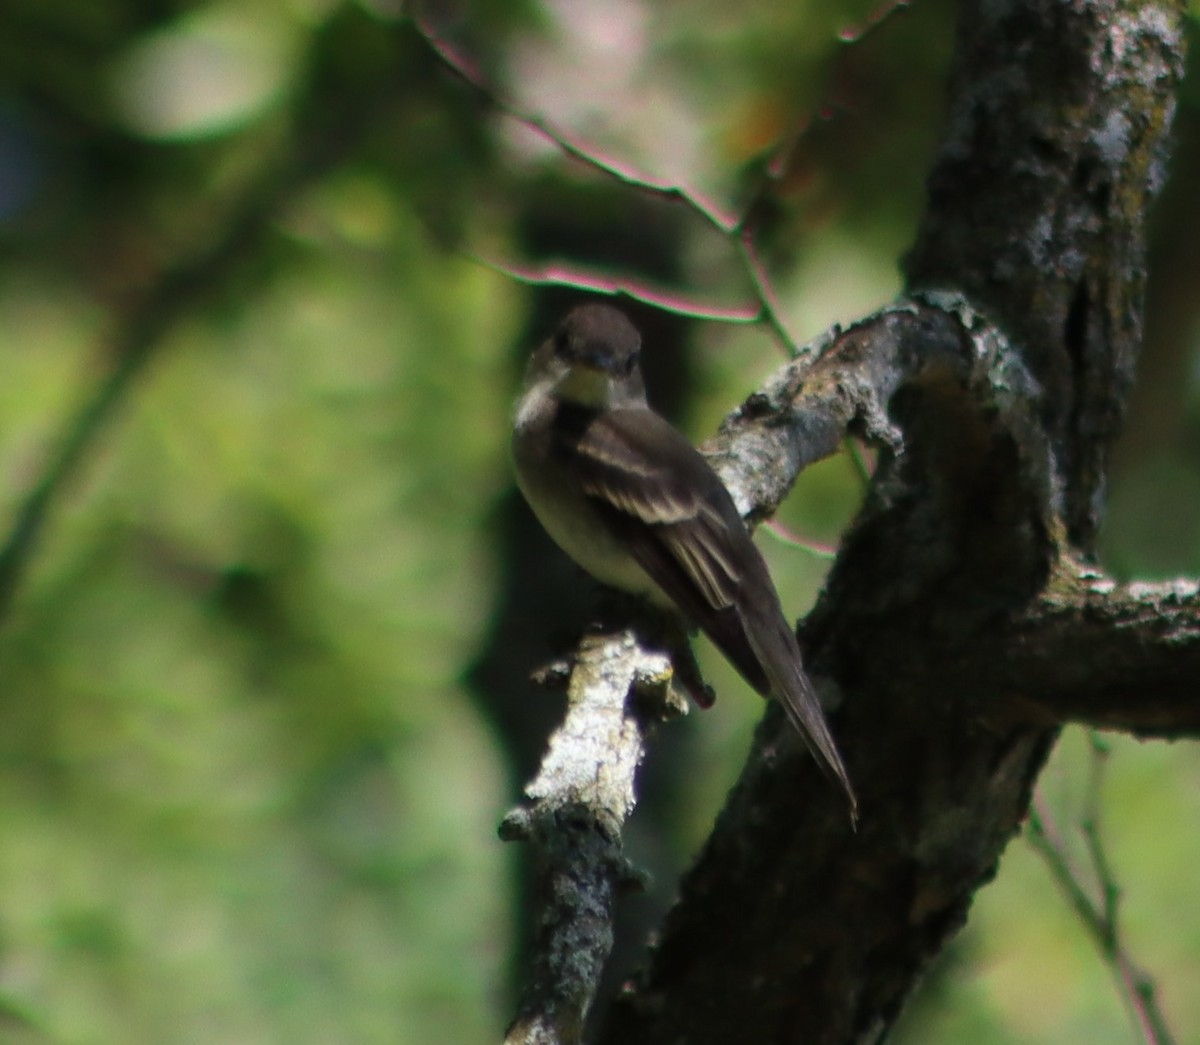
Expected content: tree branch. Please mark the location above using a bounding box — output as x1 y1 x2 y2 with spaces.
501 291 1056 1039
499 631 682 1044
969 570 1200 735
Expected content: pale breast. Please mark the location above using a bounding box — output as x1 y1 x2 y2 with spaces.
512 422 669 605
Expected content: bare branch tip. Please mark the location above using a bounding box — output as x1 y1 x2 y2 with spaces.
499 807 534 842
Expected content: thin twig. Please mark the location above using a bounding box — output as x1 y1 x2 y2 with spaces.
761 518 839 559
411 6 920 367
468 254 763 323
410 17 737 235
844 437 875 488
411 14 783 341
411 13 902 358
838 0 914 45
736 228 800 356
738 0 914 229
1027 738 1177 1045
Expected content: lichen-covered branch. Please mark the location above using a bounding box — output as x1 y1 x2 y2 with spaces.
972 568 1200 735
499 632 681 1045
704 293 1051 529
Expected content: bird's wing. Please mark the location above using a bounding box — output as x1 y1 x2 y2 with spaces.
563 406 856 816
562 407 770 695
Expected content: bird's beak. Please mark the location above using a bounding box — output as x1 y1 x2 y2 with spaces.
555 357 616 407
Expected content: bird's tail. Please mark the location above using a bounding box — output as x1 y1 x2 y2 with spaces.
744 605 858 825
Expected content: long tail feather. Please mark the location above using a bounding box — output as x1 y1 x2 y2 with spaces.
744 604 858 825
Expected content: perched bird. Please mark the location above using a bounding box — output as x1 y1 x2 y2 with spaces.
511 303 856 817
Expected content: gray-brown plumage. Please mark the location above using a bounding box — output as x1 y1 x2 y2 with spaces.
512 304 856 818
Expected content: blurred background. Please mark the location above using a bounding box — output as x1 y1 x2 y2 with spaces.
0 1 1198 1042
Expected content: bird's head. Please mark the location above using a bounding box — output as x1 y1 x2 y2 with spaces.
532 304 646 409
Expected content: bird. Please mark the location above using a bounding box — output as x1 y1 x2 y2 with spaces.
511 303 856 818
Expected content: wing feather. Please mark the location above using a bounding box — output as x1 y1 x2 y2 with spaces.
560 407 770 692
556 405 855 815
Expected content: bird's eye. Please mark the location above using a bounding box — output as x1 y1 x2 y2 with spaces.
624 351 639 375
553 329 571 355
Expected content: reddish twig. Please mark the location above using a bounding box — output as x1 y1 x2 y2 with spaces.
837 0 914 45
1027 735 1177 1045
760 517 839 560
411 12 908 356
468 255 762 323
411 17 737 235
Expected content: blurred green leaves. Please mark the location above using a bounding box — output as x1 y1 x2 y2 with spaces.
0 182 515 1041
0 1 1197 1042
109 2 303 141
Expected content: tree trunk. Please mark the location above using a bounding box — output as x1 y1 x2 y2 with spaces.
498 1 1190 1042
592 1 1189 1041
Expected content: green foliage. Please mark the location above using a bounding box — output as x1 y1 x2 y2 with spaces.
0 0 1196 1041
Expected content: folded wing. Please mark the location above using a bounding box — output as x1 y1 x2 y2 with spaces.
561 406 855 813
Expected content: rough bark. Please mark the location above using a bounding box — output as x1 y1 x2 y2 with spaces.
905 0 1183 550
501 633 681 1045
504 0 1190 1042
